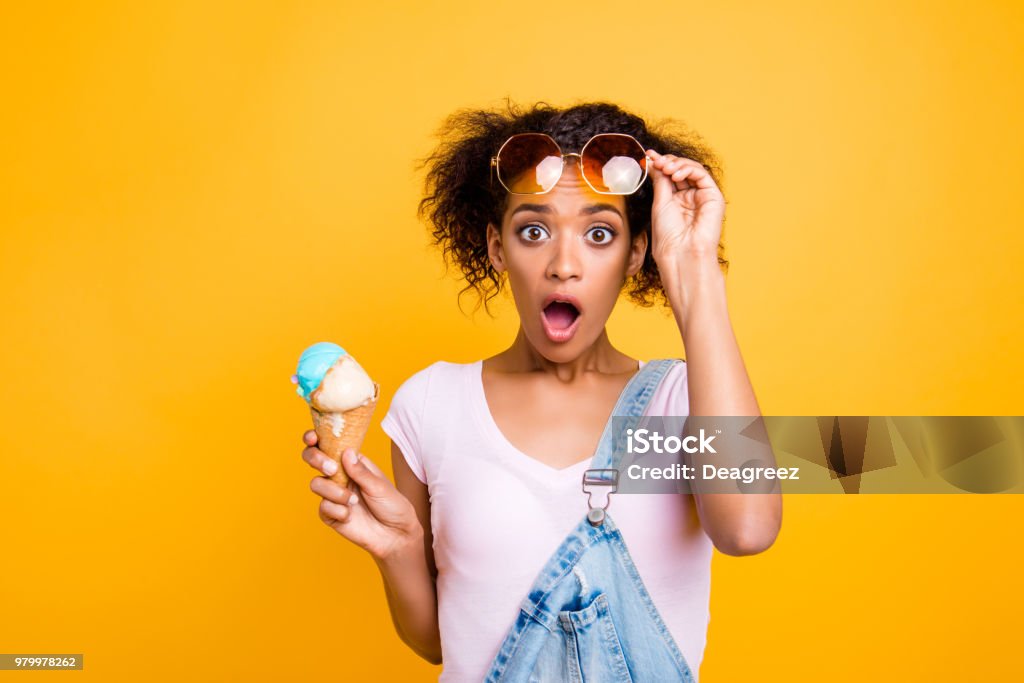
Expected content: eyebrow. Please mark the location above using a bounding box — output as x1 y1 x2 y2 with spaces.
511 203 624 218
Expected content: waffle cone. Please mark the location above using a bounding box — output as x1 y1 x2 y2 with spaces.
310 381 380 488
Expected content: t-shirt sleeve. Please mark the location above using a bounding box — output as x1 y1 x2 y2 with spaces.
380 365 433 485
645 359 690 417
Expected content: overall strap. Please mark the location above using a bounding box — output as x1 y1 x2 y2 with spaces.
582 358 683 526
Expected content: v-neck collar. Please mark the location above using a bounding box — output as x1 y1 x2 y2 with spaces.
467 359 646 478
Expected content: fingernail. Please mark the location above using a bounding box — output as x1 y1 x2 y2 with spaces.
346 449 360 466
348 494 359 506
324 460 338 475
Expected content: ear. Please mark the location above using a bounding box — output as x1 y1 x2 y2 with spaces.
625 228 648 277
487 222 506 273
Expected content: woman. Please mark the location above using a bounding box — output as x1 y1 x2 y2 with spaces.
301 101 782 681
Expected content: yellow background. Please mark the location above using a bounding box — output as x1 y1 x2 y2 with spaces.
2 1 1021 680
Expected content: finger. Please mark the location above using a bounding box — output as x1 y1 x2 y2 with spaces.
670 163 719 191
663 158 692 175
358 453 387 478
341 448 390 498
649 158 678 203
651 152 677 170
302 445 340 477
656 159 718 191
652 153 692 172
659 156 698 176
303 429 317 446
657 160 695 191
649 153 715 184
311 476 360 506
319 498 352 524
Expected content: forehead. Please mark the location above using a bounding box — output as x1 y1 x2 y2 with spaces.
501 163 627 222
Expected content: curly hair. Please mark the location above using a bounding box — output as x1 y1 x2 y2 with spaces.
417 99 728 316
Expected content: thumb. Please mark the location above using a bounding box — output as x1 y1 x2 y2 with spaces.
341 448 387 497
648 158 676 209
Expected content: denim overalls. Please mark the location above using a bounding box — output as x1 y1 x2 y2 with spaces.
483 359 694 683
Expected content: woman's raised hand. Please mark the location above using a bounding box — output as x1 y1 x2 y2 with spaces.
302 430 422 561
646 149 726 268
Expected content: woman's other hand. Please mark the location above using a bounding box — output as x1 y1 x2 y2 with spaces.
301 430 423 561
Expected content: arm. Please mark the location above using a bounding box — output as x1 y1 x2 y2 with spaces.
302 432 441 664
383 440 441 664
663 253 782 556
646 149 782 557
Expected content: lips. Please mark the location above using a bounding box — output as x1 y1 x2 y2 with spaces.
541 293 583 343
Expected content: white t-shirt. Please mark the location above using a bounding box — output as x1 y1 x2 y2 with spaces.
380 359 712 682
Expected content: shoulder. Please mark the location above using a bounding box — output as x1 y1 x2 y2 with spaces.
641 357 687 384
382 360 477 485
665 358 687 383
656 358 688 395
392 360 473 395
646 358 689 416
387 359 476 412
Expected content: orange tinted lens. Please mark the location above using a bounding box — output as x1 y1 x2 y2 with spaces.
496 134 563 193
580 134 648 194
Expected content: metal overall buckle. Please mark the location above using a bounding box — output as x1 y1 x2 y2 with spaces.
582 468 618 527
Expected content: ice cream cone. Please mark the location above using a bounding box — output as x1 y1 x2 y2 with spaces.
310 381 380 488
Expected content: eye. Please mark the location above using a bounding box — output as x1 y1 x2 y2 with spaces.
585 225 616 244
518 224 550 242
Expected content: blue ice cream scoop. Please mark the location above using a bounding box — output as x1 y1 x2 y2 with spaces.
292 342 347 403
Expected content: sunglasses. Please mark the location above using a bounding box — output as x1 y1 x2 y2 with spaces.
490 133 650 195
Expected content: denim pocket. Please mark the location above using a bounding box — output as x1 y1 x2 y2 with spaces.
558 592 634 683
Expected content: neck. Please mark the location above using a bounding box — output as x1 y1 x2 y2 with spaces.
489 326 637 382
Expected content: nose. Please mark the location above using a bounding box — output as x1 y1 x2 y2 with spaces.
546 232 582 282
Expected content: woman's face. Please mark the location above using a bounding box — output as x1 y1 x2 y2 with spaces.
486 163 648 361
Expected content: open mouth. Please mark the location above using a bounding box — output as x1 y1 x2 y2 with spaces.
541 300 582 343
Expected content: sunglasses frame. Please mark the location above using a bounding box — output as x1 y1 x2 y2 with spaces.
490 132 651 196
